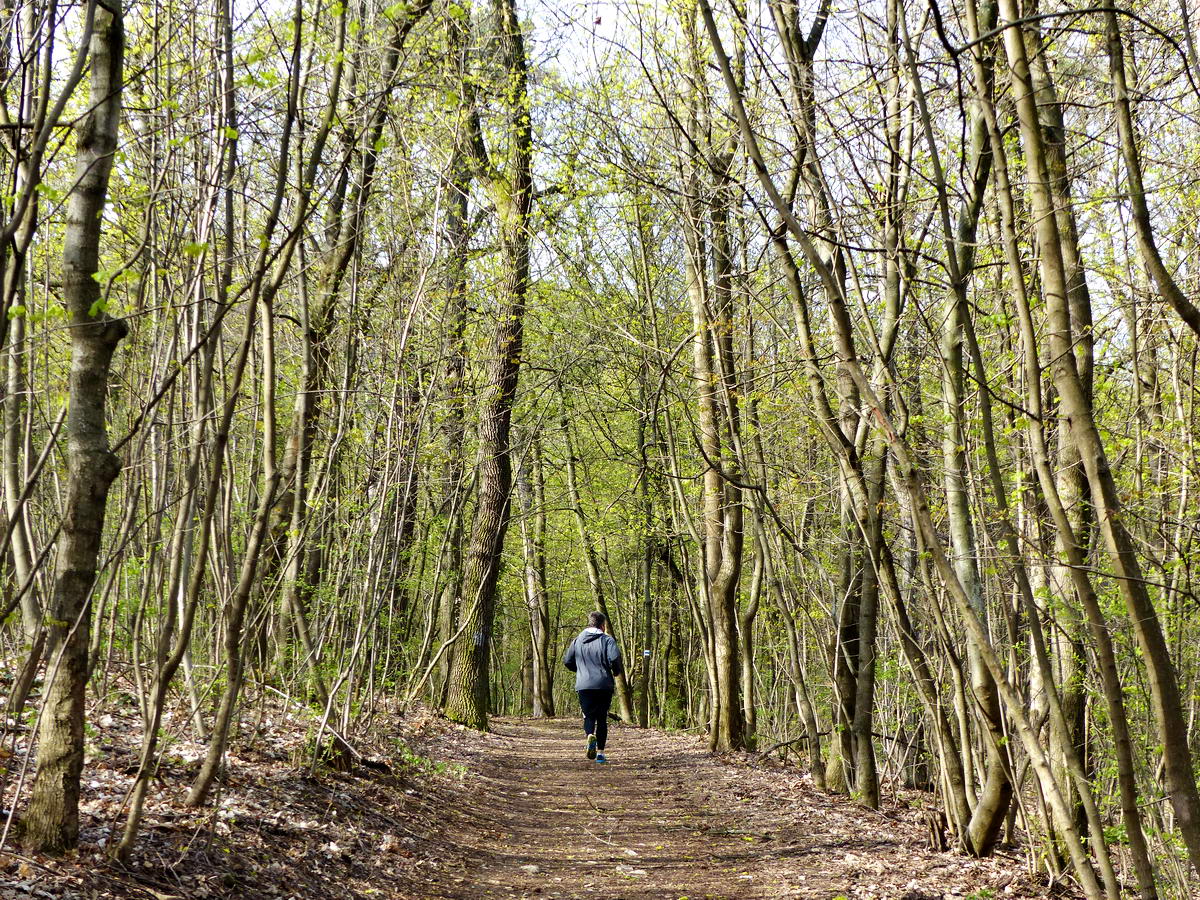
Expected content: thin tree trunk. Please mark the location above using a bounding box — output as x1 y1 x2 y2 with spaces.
184 474 280 807
1105 9 1200 336
702 11 1102 892
516 437 553 717
562 411 636 721
272 1 430 702
998 0 1200 876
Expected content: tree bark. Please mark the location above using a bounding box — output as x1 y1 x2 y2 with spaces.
516 437 553 717
998 0 1200 877
432 1 474 706
24 0 126 852
444 0 533 731
1105 9 1200 337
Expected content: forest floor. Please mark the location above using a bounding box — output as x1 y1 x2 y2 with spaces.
1 706 1076 900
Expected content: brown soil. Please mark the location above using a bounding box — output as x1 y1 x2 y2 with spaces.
1 709 1076 900
406 716 1071 900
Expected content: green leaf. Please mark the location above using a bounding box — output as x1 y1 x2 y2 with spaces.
35 182 64 203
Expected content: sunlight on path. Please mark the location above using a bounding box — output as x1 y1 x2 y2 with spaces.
432 717 803 899
416 717 1059 900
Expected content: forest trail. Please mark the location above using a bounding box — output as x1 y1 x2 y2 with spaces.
5 707 1072 899
409 717 1058 900
420 717 799 899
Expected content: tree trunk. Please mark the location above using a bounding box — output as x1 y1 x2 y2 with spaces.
23 1 126 852
1105 8 1200 337
444 0 532 731
432 8 473 704
998 0 1200 876
186 475 281 807
562 411 636 721
271 1 429 700
516 437 553 717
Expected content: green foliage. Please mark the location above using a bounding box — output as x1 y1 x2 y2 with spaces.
392 741 467 779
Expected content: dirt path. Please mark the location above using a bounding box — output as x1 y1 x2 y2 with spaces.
409 717 1062 900
7 708 1074 899
421 717 792 899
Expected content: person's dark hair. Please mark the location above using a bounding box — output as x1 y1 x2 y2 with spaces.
588 611 607 630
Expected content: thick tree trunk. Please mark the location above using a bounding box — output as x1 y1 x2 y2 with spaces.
23 1 126 852
432 38 472 704
740 532 762 744
443 297 525 729
849 450 882 807
679 127 747 751
639 533 654 729
444 0 532 731
1019 12 1095 843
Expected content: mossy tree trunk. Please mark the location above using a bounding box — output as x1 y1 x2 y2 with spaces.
23 0 126 853
444 0 533 731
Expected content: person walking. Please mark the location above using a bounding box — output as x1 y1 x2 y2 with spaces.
563 611 623 763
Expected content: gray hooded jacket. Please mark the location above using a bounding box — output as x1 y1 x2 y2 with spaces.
563 627 623 691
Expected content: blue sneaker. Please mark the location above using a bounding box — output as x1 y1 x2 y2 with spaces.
586 734 597 760
595 753 607 764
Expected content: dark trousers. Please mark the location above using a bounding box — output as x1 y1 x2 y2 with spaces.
577 689 614 751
